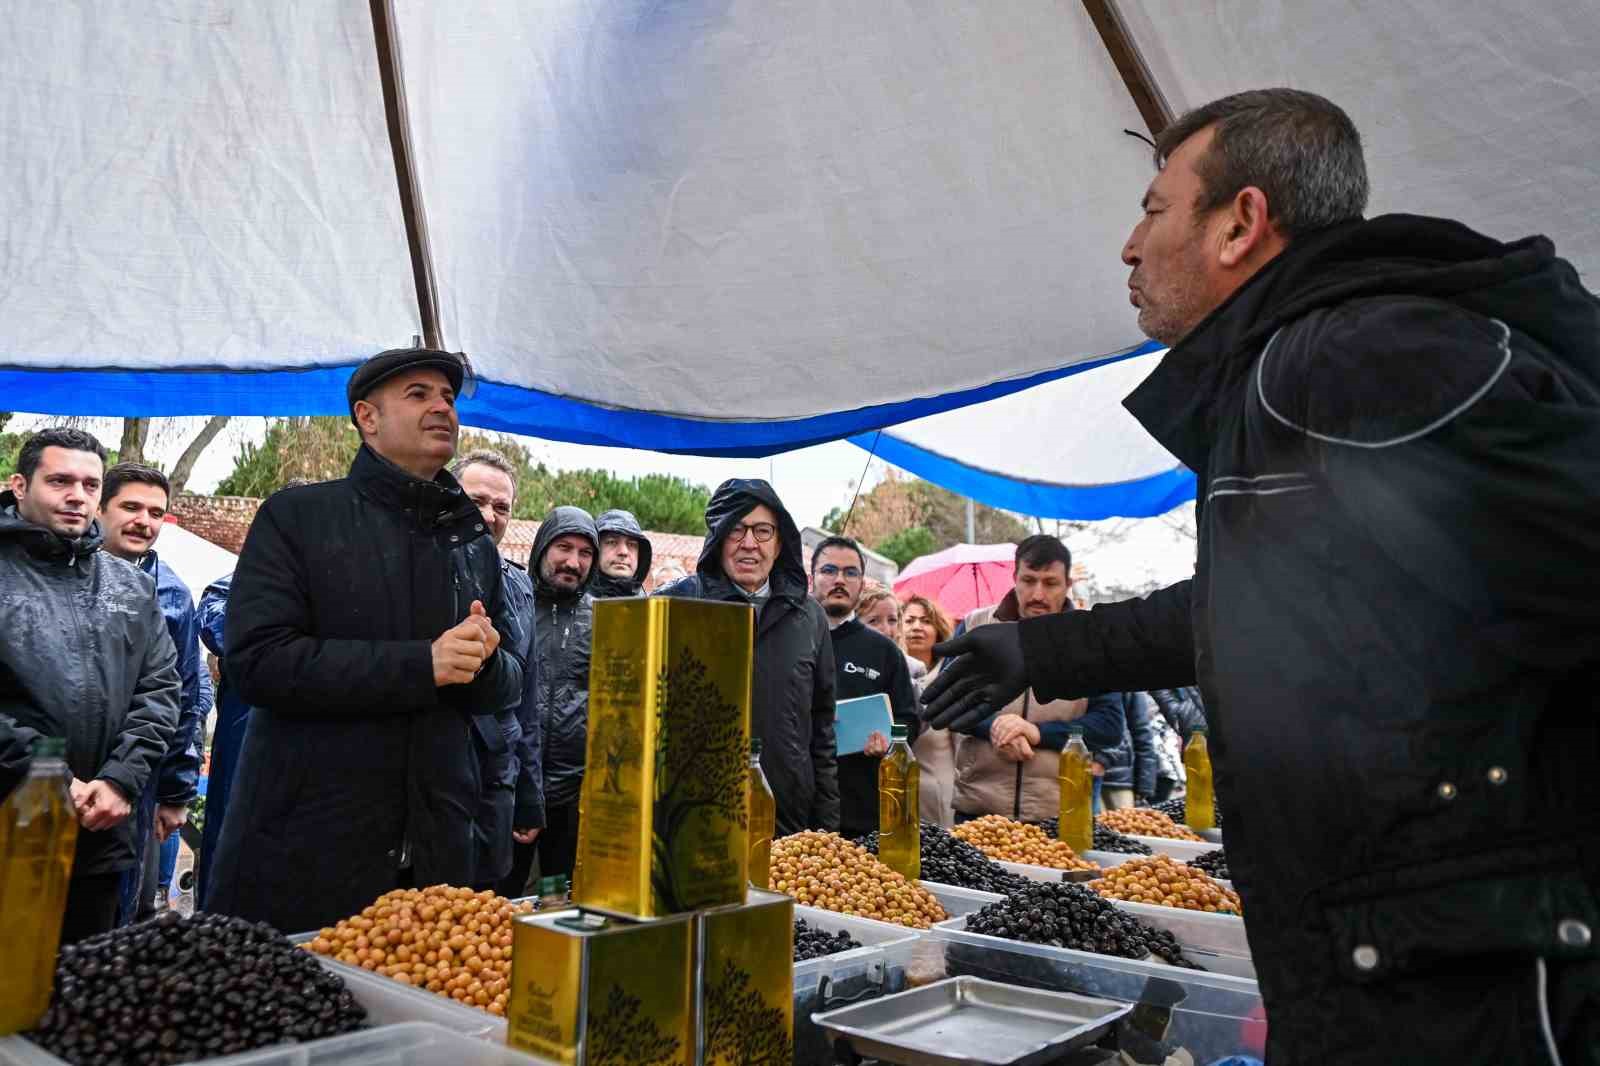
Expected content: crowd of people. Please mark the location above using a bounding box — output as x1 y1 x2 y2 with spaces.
0 364 1199 947
3 85 1596 1064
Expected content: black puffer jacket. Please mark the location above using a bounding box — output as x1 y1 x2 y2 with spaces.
657 480 838 836
1148 687 1207 741
529 507 598 810
0 495 180 875
209 446 525 933
590 509 652 598
1016 216 1600 1062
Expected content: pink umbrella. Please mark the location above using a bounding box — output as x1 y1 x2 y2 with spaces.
893 543 1017 621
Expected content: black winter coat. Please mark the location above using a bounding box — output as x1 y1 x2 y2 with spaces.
209 446 525 933
590 509 652 599
0 496 181 875
529 507 598 810
1016 216 1600 1062
1148 687 1206 741
658 479 839 836
469 558 535 884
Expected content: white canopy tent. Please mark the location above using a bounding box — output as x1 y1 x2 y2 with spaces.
2 1 1594 501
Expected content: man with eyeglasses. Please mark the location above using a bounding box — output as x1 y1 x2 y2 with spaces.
657 479 839 836
810 537 919 838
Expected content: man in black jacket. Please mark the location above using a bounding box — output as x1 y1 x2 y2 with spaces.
925 89 1600 1063
591 509 652 598
517 505 598 884
0 428 180 944
810 535 917 838
451 450 537 890
209 349 524 933
658 480 839 836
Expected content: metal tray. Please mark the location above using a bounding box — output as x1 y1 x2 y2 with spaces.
812 975 1130 1066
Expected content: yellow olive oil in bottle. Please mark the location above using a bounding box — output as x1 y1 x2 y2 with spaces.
0 738 80 1035
1057 724 1094 854
1184 727 1216 831
877 724 920 881
747 738 776 889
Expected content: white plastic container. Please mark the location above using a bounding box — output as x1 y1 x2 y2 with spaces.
0 1022 553 1066
1123 835 1215 862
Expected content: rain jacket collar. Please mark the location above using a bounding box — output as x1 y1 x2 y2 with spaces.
348 443 478 531
0 490 104 562
531 506 599 602
693 479 807 607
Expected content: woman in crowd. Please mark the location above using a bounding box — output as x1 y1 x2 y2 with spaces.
857 586 926 681
900 594 956 827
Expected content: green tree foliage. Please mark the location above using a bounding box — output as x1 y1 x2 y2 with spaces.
875 525 937 568
215 417 361 497
830 471 1031 564
0 414 22 481
213 423 712 533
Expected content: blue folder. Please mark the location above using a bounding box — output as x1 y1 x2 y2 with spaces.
835 693 895 756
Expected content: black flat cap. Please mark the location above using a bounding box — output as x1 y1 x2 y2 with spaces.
347 348 468 420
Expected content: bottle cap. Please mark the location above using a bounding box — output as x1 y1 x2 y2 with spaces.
31 736 67 758
1066 722 1085 733
750 737 763 757
890 723 908 739
1190 726 1208 736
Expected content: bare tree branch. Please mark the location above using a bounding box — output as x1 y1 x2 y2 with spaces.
168 415 231 496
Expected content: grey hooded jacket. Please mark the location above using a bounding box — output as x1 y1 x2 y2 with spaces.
590 509 653 598
0 492 180 875
530 506 599 808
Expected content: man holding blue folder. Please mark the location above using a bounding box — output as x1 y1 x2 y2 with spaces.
811 537 919 838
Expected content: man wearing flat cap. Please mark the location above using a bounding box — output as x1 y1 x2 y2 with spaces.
207 348 526 933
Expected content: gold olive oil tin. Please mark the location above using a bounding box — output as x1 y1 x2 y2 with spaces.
507 909 694 1066
695 888 795 1066
575 597 754 919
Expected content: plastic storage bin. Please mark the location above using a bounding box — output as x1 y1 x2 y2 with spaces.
1124 835 1216 862
0 1023 555 1066
792 907 921 1066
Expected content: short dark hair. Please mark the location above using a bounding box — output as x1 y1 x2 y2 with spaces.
1015 535 1071 575
811 535 866 574
103 462 171 507
1155 88 1368 239
450 450 519 500
16 427 108 483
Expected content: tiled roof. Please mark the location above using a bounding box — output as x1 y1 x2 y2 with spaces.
502 520 702 587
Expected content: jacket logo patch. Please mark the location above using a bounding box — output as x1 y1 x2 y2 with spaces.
843 660 881 681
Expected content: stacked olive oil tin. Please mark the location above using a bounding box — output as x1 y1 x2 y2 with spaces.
507 598 794 1066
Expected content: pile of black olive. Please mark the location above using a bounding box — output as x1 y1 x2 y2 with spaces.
855 822 1034 895
29 912 366 1065
964 882 1196 968
1190 848 1231 880
793 918 864 962
1148 795 1223 829
1030 819 1155 856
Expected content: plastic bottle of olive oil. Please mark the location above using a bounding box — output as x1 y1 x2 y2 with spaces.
1057 724 1094 854
877 725 920 881
1184 728 1216 832
747 739 776 889
0 738 80 1035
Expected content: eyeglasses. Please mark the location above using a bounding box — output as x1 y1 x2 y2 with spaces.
816 564 862 579
729 522 777 544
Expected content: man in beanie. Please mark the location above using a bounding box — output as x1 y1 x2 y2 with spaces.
208 348 525 933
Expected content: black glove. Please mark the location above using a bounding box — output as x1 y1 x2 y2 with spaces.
919 623 1028 732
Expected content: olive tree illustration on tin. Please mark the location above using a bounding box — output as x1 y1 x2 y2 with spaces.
650 646 748 912
702 958 792 1066
586 984 681 1066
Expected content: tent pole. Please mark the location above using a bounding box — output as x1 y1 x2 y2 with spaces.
1081 0 1174 138
369 0 443 350
965 496 976 544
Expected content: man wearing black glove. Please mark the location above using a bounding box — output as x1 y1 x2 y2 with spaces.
923 89 1600 1065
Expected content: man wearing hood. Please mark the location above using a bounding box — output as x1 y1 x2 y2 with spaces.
657 479 839 836
924 89 1600 1062
0 428 180 944
516 504 599 884
209 348 524 933
591 509 652 598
